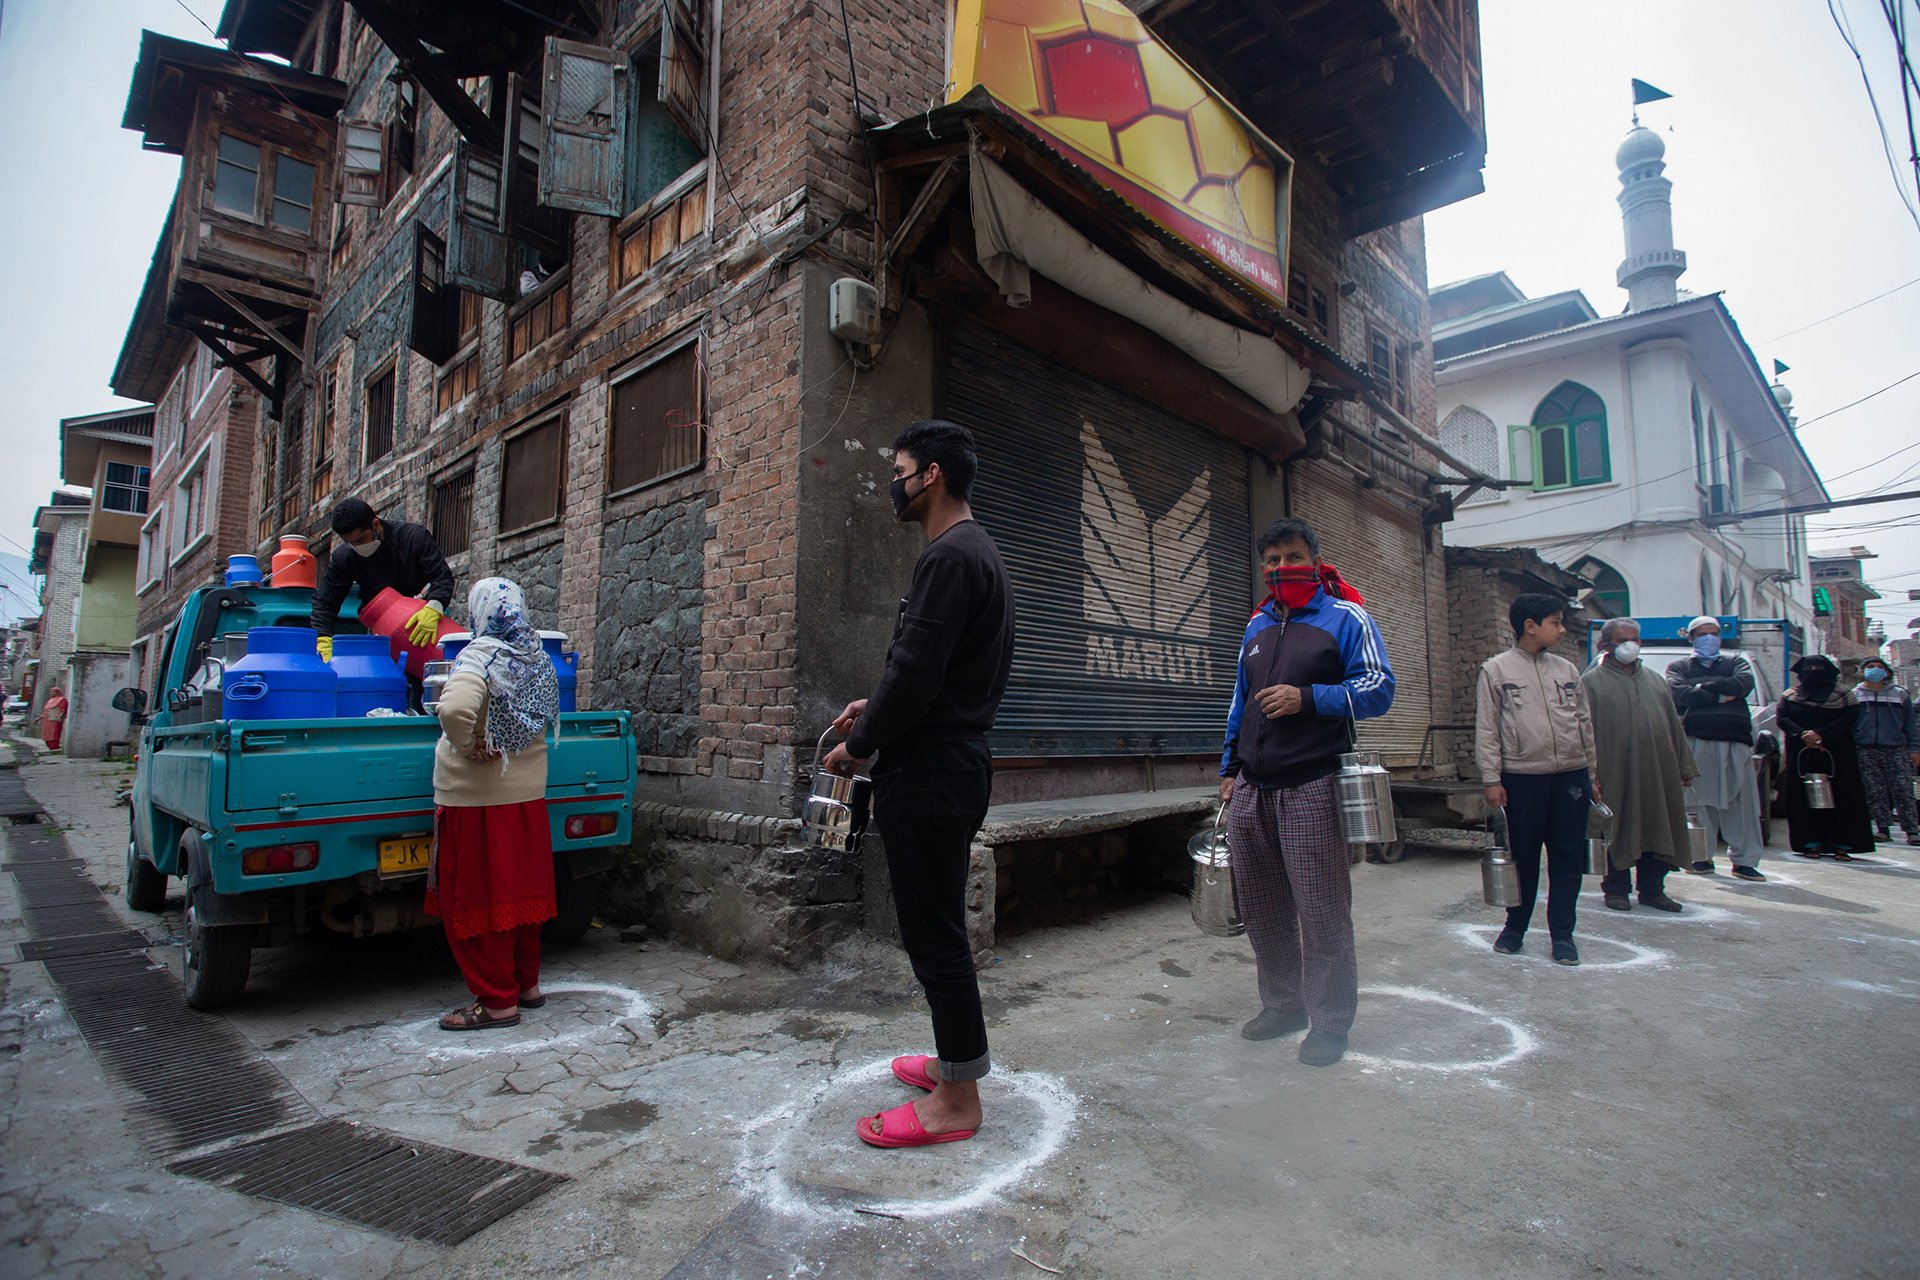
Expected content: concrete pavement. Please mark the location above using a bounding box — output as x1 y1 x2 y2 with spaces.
3 741 1917 1278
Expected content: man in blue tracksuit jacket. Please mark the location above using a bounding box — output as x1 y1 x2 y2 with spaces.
1219 516 1394 1067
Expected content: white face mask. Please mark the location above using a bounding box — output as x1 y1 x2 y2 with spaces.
1612 640 1642 664
350 538 381 559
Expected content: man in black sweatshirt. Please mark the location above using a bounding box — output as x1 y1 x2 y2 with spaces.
825 419 1015 1149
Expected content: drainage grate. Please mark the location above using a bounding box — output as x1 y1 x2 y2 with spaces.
169 1119 570 1245
0 765 42 820
20 930 151 961
40 951 315 1153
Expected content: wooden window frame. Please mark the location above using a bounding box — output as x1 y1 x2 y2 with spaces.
508 268 572 364
170 437 217 567
431 465 478 556
498 413 566 537
311 367 336 508
1285 262 1336 340
606 331 704 498
138 503 168 593
212 132 316 236
1513 382 1611 493
611 160 711 292
101 461 151 515
435 291 487 414
363 360 397 466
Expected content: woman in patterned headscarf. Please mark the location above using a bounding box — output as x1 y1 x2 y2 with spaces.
429 577 562 1030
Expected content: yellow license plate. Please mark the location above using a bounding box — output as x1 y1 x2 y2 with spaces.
378 835 432 876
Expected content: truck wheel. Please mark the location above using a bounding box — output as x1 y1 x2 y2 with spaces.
542 856 599 945
183 902 252 1010
1368 837 1409 865
125 820 167 913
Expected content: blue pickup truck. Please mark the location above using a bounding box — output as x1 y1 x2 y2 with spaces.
119 584 635 1008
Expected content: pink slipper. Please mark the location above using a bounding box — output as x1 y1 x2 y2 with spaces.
891 1054 938 1092
857 1101 975 1148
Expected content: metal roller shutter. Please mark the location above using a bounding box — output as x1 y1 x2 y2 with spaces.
942 319 1253 755
1287 457 1435 763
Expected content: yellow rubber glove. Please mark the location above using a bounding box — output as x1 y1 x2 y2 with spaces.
316 635 333 663
406 603 445 647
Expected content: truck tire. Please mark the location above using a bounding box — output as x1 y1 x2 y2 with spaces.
183 902 252 1010
542 855 599 945
125 816 167 913
180 830 250 1009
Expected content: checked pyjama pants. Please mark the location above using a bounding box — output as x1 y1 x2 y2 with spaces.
1224 774 1359 1036
1859 745 1919 833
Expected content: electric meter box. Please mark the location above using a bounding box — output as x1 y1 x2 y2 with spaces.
828 277 880 344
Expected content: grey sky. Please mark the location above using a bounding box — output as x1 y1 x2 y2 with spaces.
1427 0 1920 637
0 1 1914 633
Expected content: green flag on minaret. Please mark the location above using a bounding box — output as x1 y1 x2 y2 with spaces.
1774 359 1791 375
1632 79 1673 105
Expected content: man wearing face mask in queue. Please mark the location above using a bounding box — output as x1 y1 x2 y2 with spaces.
823 420 1015 1149
1666 617 1768 880
1219 518 1393 1067
1853 655 1920 846
1583 618 1698 911
309 498 456 661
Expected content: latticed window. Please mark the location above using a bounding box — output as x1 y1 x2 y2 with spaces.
608 340 702 493
499 416 564 534
432 469 476 556
1510 381 1609 491
1438 406 1500 505
364 365 396 464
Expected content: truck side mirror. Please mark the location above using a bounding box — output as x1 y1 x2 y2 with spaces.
112 687 148 714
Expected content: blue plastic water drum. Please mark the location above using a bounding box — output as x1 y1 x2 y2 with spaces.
224 554 262 586
222 626 338 720
540 632 579 712
330 634 408 716
439 631 472 664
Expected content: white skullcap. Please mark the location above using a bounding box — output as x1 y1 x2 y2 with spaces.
1687 616 1720 635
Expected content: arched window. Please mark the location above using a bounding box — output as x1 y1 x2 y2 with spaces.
1575 556 1631 616
1438 406 1501 505
1691 389 1706 486
1707 410 1722 490
1720 565 1738 614
1700 559 1715 615
1515 381 1610 491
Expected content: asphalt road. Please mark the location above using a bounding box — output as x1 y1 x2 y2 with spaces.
3 744 1916 1279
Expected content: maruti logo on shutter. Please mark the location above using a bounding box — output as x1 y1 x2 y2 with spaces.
1078 422 1216 687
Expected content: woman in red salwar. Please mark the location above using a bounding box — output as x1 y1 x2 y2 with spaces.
429 577 562 1031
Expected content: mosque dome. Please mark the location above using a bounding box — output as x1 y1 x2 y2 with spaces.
1616 125 1665 172
1771 381 1794 411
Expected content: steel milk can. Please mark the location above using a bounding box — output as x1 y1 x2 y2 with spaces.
1482 807 1522 908
1798 747 1836 810
799 728 872 852
1188 807 1245 938
1335 750 1397 845
1586 798 1615 876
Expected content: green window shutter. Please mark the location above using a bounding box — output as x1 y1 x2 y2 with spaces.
1537 423 1570 489
1507 425 1535 488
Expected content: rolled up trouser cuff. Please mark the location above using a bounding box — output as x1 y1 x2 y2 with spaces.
939 1051 991 1084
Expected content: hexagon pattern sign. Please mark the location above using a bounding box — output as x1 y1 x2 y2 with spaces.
949 0 1292 306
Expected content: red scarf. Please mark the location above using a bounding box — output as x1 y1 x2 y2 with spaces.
1261 563 1367 612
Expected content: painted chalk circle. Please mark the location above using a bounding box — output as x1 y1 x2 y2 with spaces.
401 981 657 1060
1345 986 1539 1074
1454 923 1671 971
738 1058 1078 1221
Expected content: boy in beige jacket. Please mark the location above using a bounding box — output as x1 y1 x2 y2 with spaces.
1474 593 1599 966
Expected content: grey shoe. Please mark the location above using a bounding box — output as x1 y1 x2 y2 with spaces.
1298 1028 1348 1067
1241 1006 1309 1040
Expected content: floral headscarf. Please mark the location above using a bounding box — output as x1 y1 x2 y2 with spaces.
453 577 559 756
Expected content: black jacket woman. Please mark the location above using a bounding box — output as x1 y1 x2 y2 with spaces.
1774 655 1877 858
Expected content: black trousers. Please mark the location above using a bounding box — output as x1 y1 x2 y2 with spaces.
1502 769 1590 941
871 738 993 1082
1603 854 1672 899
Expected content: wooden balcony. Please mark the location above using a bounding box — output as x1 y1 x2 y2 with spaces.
1137 0 1487 235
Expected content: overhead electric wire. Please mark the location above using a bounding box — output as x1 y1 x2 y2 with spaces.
1755 274 1920 344
1829 0 1920 233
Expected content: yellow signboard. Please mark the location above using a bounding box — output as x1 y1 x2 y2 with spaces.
949 0 1292 306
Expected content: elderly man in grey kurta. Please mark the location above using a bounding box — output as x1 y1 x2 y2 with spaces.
1582 618 1698 912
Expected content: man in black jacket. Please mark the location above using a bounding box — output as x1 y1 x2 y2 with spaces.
309 498 456 661
1665 617 1766 881
824 420 1015 1150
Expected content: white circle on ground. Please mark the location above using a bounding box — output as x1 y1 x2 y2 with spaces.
1830 978 1920 999
738 1058 1078 1221
1453 923 1670 971
1346 985 1539 1074
397 981 657 1060
1588 894 1742 925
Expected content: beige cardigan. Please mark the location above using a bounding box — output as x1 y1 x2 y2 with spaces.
434 670 549 807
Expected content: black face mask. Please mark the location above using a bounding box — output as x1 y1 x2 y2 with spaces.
889 468 926 520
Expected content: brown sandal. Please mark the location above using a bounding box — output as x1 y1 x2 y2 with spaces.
439 1001 521 1031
